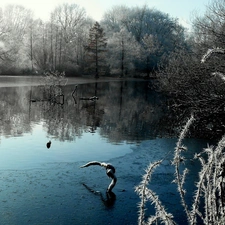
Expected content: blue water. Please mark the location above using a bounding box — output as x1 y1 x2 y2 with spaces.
0 122 133 170
0 78 211 225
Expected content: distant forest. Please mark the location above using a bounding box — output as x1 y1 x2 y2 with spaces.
0 2 203 77
0 1 224 79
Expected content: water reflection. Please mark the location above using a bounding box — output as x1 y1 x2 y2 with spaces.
82 183 116 209
0 80 211 225
0 81 166 143
33 81 164 143
0 86 32 137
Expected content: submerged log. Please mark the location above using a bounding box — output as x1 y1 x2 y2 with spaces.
30 94 64 105
79 96 98 101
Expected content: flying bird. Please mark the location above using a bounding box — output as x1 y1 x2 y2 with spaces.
80 161 117 192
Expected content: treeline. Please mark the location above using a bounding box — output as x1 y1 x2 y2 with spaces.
0 3 187 76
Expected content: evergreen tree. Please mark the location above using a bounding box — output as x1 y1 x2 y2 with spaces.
85 22 107 78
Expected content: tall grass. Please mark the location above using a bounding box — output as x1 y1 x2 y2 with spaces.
135 49 225 224
136 116 225 224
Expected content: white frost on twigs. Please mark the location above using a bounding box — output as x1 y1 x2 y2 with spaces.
212 72 225 82
201 47 225 63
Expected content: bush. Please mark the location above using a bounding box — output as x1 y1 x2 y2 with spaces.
136 49 225 224
136 115 225 224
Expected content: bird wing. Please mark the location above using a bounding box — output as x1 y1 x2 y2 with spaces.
80 161 102 168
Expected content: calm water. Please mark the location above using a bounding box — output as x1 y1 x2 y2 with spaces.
0 77 209 225
0 79 164 169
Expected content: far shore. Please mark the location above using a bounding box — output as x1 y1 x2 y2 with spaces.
0 75 147 87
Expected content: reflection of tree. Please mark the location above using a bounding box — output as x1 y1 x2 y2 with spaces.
29 82 104 141
0 87 32 137
0 81 168 143
30 81 165 143
98 81 164 143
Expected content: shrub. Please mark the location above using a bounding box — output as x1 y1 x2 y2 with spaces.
135 115 225 224
136 49 225 224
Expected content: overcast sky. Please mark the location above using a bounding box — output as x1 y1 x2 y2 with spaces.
0 0 211 28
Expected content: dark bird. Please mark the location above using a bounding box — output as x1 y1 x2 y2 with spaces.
80 161 117 192
46 141 51 149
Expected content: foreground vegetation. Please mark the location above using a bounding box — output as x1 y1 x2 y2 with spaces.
136 115 225 225
136 22 225 223
155 0 225 139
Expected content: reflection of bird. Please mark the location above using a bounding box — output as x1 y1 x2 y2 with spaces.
80 161 117 192
82 183 116 208
46 141 51 149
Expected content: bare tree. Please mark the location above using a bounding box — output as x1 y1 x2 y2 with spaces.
50 3 87 70
51 3 86 43
192 0 225 49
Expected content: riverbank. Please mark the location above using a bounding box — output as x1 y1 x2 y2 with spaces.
0 75 146 87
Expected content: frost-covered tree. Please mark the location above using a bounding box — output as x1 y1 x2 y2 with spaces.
0 4 33 73
139 34 159 76
102 5 187 74
101 5 129 34
191 0 225 76
107 28 139 77
51 3 86 44
50 3 87 72
192 0 225 49
85 22 107 78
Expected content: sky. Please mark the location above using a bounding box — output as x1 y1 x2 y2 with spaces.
0 0 211 29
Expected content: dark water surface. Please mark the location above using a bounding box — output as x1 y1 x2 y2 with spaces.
0 77 209 224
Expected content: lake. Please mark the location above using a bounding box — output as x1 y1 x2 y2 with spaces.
0 76 209 224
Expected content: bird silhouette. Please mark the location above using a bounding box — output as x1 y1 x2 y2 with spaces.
80 161 117 192
46 141 51 149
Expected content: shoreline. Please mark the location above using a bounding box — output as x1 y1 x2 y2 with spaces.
0 75 146 87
